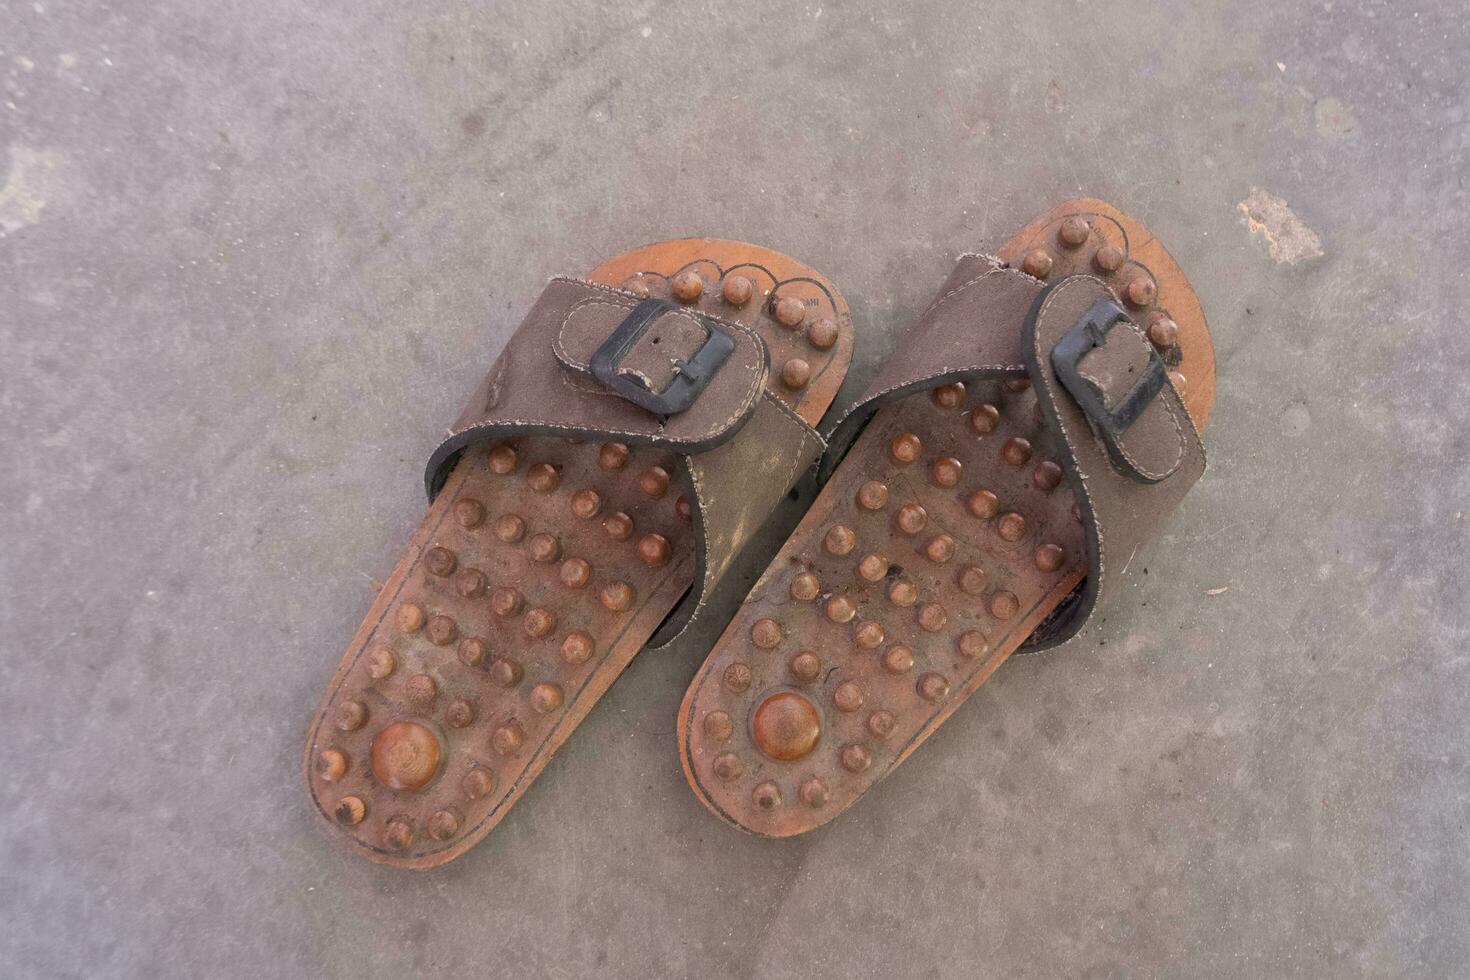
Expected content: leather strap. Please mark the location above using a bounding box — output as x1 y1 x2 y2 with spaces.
425 277 825 646
822 255 1205 650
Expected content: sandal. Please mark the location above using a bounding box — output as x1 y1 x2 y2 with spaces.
304 240 853 866
676 199 1216 836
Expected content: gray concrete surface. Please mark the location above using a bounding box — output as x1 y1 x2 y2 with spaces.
2 1 1466 977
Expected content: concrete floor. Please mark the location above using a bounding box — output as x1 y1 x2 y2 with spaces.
2 0 1467 977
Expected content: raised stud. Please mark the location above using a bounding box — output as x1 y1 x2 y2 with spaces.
454 498 485 528
455 567 487 598
752 781 782 811
638 533 672 566
336 700 368 732
1005 378 1031 393
428 809 461 841
523 608 556 638
750 618 782 650
1021 249 1053 278
917 671 951 702
997 512 1027 542
1058 215 1091 247
406 672 438 705
560 558 591 588
868 710 896 739
489 657 523 687
445 698 476 728
367 647 395 680
1094 243 1125 273
599 442 630 469
890 432 922 464
853 621 885 649
723 662 752 693
825 595 857 624
491 722 524 756
396 603 425 634
1148 314 1179 349
530 682 564 714
931 382 965 409
490 586 523 618
958 630 990 658
457 636 487 667
957 564 988 595
790 571 821 601
751 691 822 761
561 631 595 665
799 777 829 808
923 534 956 564
781 358 811 390
493 513 526 543
857 553 889 582
1033 460 1063 492
789 651 821 683
423 549 455 578
1169 370 1188 397
713 752 745 781
833 681 864 713
917 603 948 632
887 579 918 607
334 796 366 825
1001 437 1033 466
462 768 495 800
824 524 857 556
317 749 348 782
840 743 872 773
603 511 633 541
600 580 635 611
773 295 806 328
969 403 1001 434
671 270 704 302
967 489 1000 519
882 645 914 674
527 532 560 563
1125 275 1157 309
894 503 927 535
639 466 670 498
383 818 415 851
703 710 734 741
990 591 1020 620
371 720 441 792
426 614 457 646
570 489 602 519
527 463 560 494
931 456 963 488
721 274 753 306
807 317 839 350
1035 543 1065 572
622 275 653 297
856 480 889 510
487 444 517 474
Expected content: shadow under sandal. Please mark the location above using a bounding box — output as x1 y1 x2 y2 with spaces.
677 199 1217 837
305 240 853 867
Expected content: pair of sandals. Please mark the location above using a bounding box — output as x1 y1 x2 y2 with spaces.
304 198 1216 867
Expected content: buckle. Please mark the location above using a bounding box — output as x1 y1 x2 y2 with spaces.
1051 297 1167 433
589 299 735 415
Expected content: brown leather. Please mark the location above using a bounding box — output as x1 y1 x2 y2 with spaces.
1025 274 1205 624
425 277 824 645
823 256 1204 649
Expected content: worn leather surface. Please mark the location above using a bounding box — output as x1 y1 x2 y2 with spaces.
1025 274 1205 629
425 277 824 646
822 256 1205 649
